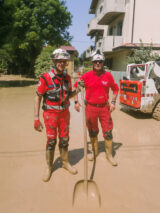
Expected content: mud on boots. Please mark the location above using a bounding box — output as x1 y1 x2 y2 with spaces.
42 138 56 182
59 138 78 175
88 136 99 161
105 139 117 166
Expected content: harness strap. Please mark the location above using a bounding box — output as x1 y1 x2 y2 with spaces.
43 103 70 110
41 75 48 86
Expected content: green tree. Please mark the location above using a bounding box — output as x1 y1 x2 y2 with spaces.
34 46 55 79
0 0 72 76
74 55 80 67
80 51 86 63
127 40 160 64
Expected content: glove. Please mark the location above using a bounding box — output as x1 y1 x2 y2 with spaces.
76 79 85 92
34 119 43 132
78 79 85 88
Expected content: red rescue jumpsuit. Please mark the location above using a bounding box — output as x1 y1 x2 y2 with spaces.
74 70 119 139
37 69 72 147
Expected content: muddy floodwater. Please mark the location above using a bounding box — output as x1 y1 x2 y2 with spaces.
0 82 160 213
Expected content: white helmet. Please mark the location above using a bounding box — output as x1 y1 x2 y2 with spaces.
92 50 105 61
51 48 70 60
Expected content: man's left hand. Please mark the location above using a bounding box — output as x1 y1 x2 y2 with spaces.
109 103 116 112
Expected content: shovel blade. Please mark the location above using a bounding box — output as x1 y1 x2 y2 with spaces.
72 180 101 208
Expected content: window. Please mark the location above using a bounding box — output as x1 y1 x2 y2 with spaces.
100 6 103 13
117 21 123 36
108 26 113 35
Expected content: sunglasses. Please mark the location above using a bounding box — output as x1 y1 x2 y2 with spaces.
93 61 103 64
57 60 67 64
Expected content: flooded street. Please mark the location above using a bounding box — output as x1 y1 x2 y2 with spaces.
0 84 160 213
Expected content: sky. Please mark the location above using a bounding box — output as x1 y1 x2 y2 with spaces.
65 0 94 56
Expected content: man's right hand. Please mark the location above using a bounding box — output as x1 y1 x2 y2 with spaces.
74 101 81 112
78 79 85 88
34 119 43 132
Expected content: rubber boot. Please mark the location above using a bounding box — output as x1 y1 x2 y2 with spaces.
88 136 98 161
59 147 78 175
105 139 117 166
42 149 54 182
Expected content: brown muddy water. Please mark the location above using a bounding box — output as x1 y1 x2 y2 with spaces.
0 83 160 213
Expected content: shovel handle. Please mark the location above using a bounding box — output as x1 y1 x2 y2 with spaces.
81 88 88 183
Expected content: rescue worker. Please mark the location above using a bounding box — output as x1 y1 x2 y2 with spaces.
74 50 119 166
34 48 79 182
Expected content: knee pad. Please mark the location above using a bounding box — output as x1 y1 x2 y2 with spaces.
59 137 69 148
104 130 113 140
47 138 57 150
88 130 98 138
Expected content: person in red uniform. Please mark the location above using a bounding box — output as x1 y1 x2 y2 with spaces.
74 50 119 166
34 48 79 182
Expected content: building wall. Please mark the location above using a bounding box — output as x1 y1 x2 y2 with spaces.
121 0 160 44
105 49 130 71
122 0 134 43
133 0 160 43
92 0 160 44
112 50 129 71
66 60 74 76
95 0 104 17
88 0 160 71
65 54 74 77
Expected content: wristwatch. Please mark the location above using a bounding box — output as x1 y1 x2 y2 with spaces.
111 100 116 105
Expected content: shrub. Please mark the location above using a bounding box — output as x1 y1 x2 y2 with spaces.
34 46 56 78
127 40 160 64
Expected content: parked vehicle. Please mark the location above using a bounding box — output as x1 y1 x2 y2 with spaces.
119 61 160 120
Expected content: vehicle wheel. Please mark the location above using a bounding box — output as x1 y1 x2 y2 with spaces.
152 102 160 121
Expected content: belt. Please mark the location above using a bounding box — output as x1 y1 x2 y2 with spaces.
87 102 108 108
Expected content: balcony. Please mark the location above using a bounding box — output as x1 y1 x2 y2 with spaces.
95 38 103 53
97 0 125 25
102 36 123 52
87 17 105 36
86 45 96 58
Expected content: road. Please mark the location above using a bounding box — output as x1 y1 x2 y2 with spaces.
0 84 160 213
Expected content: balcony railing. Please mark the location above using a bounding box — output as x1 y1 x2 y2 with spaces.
87 17 105 35
102 36 123 52
97 0 125 25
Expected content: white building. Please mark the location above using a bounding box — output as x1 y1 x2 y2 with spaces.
87 0 160 71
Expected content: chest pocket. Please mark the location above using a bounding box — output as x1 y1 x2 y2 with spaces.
46 83 61 102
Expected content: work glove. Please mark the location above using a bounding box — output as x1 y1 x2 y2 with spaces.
78 79 85 88
34 119 43 132
76 79 85 92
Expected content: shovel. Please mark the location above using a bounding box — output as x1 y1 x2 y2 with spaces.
72 88 101 208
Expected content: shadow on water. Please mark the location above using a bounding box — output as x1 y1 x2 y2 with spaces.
52 140 123 178
0 80 38 87
120 107 152 119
